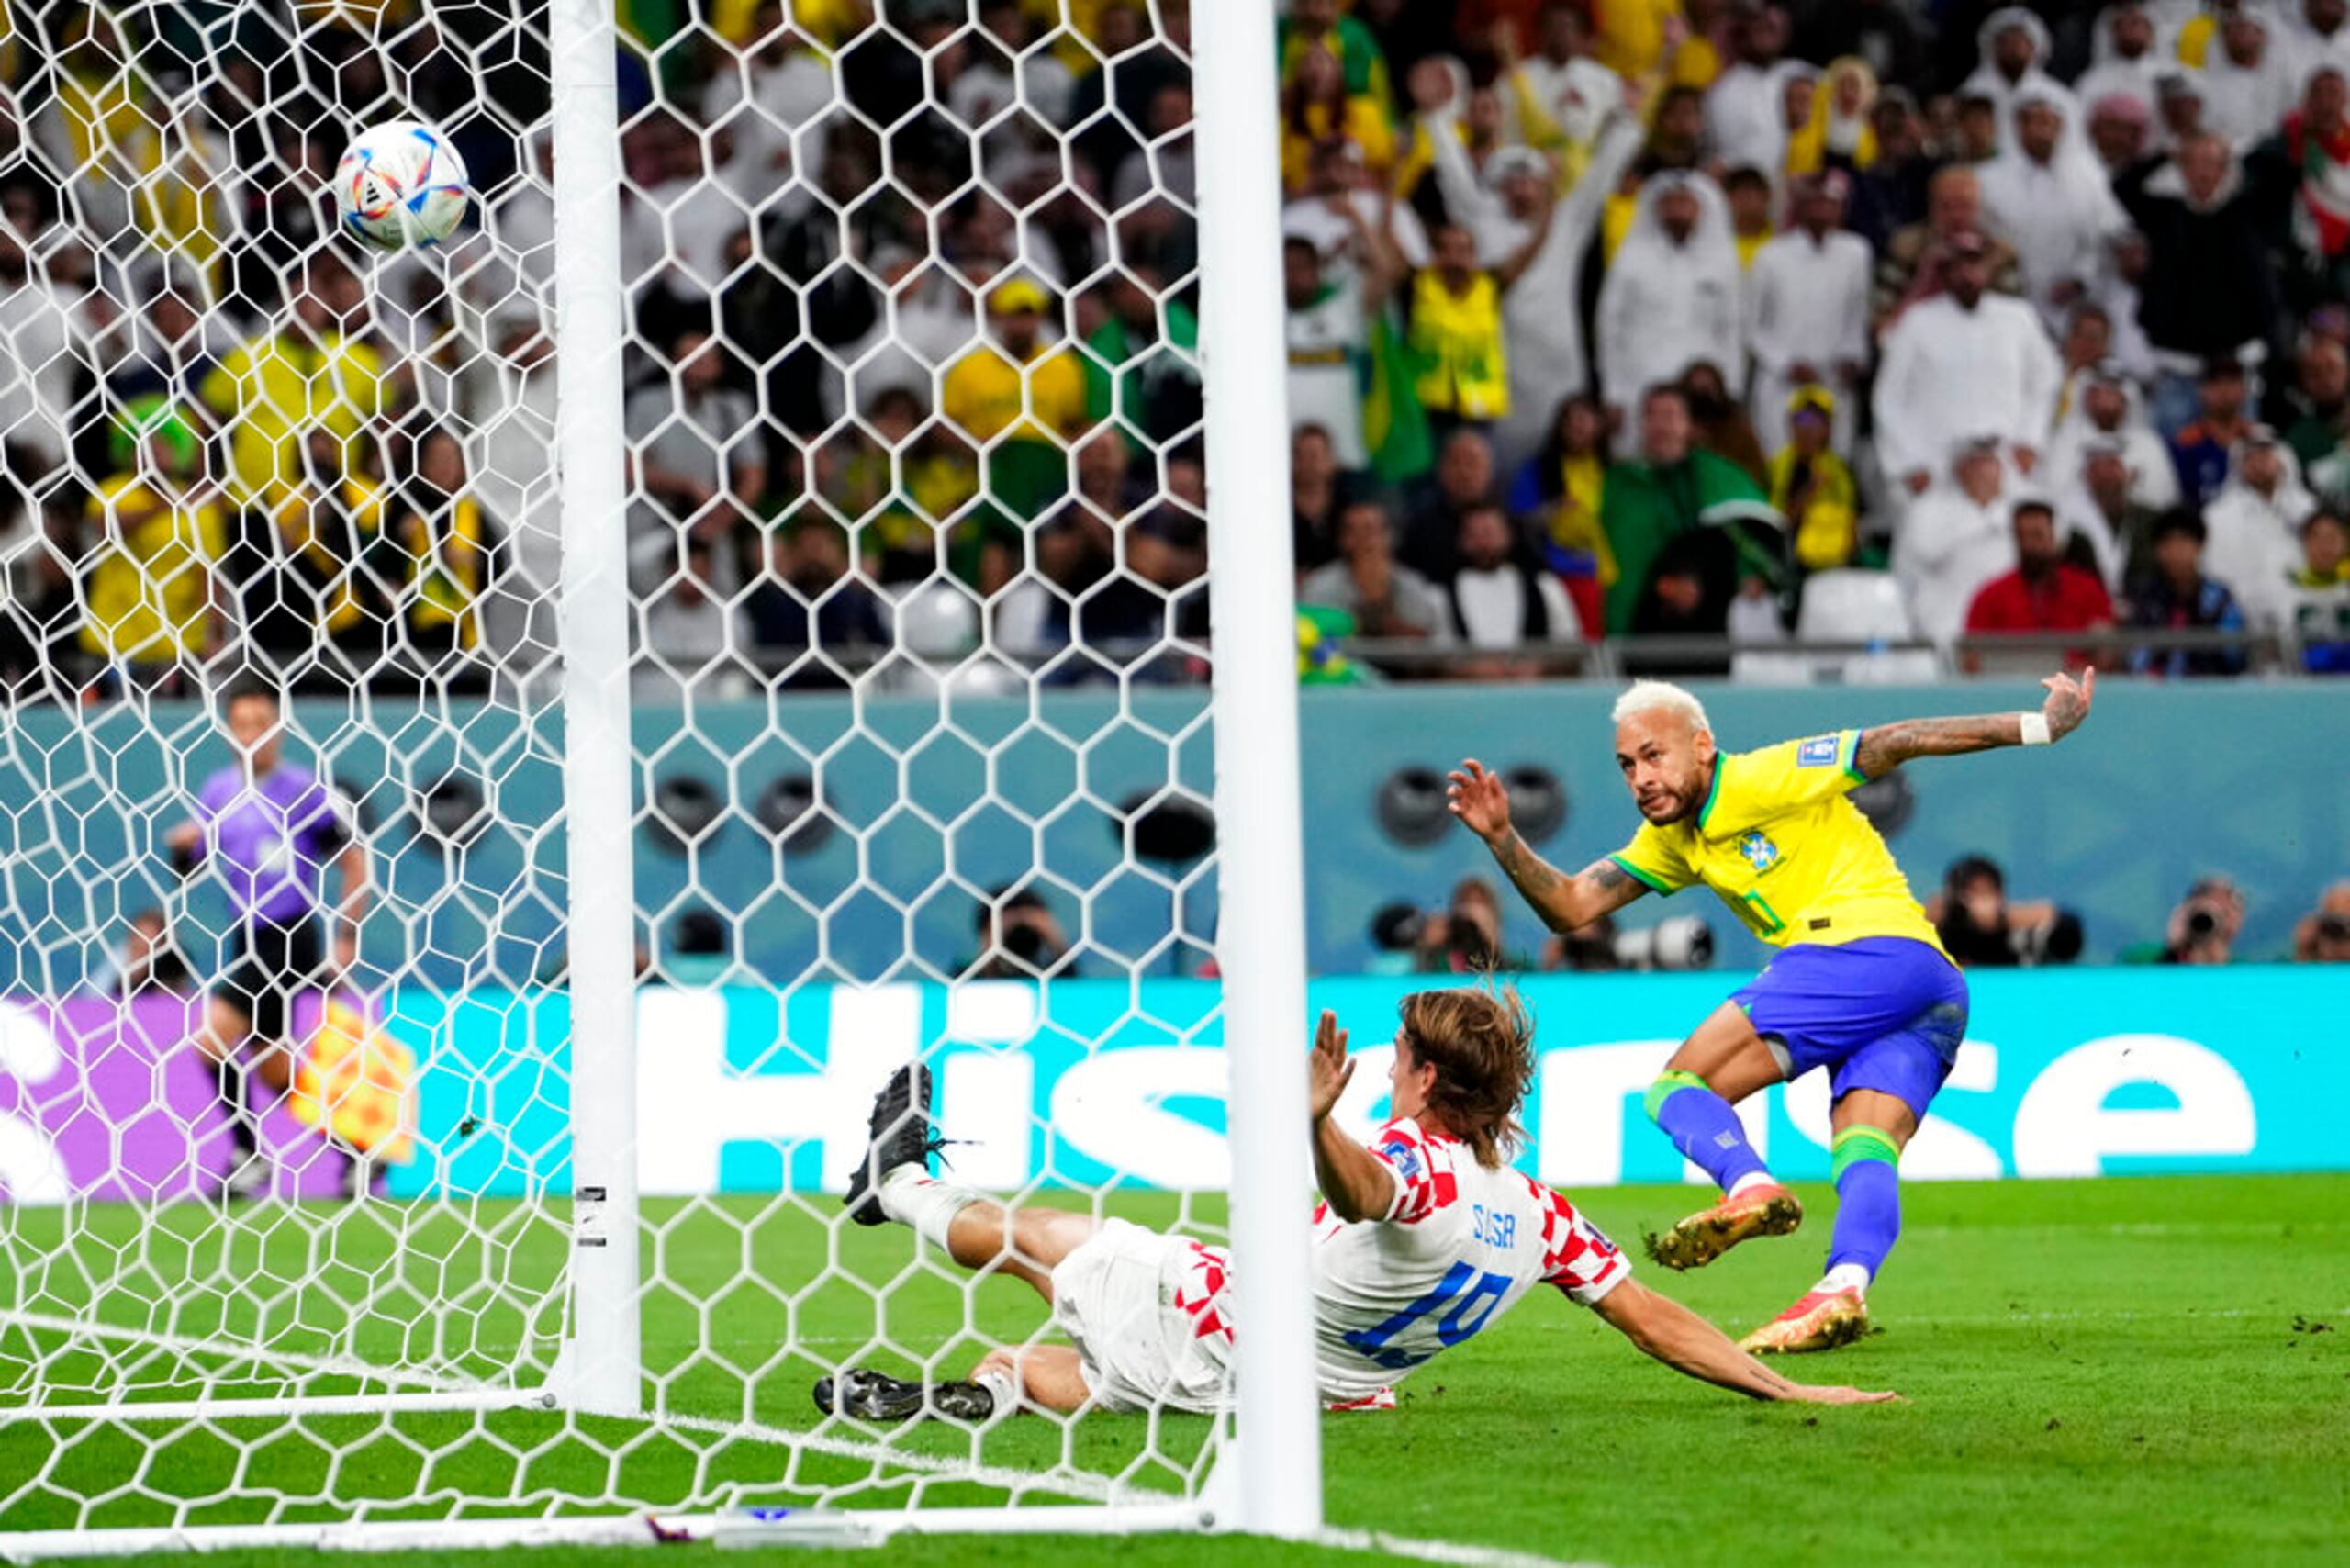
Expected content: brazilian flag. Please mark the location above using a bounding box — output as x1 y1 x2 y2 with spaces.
1362 306 1432 486
1297 607 1364 686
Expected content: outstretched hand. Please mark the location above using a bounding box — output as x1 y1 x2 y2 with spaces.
1306 1009 1354 1124
1446 758 1512 843
1781 1383 1904 1406
2042 666 2095 742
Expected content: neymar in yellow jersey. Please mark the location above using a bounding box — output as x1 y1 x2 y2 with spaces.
1448 671 2096 1351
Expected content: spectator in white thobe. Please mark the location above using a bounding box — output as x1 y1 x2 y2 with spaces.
1707 6 1803 176
2279 0 2350 83
1745 172 1872 455
454 319 563 699
1596 172 1742 428
700 21 837 206
1963 7 2084 157
2047 363 2182 512
0 199 95 481
1895 439 2030 645
2203 428 2319 603
1977 86 2131 330
1410 62 1533 263
1513 5 1626 150
2199 9 2299 151
1424 101 1642 470
1873 233 2063 499
2076 4 2166 126
1283 138 1432 273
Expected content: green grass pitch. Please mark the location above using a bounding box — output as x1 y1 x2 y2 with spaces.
5 1172 2344 1568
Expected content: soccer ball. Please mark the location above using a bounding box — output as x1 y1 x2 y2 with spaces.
335 121 470 251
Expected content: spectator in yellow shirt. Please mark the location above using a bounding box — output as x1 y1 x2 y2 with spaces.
1767 388 1862 571
1280 44 1395 195
199 252 406 511
381 423 488 688
79 398 227 689
1723 164 1776 269
1593 1 1718 89
265 428 394 691
941 276 1091 525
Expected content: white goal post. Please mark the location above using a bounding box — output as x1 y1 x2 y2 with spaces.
0 0 1319 1553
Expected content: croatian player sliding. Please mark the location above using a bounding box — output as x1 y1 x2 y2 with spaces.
1449 671 2095 1352
817 990 1896 1421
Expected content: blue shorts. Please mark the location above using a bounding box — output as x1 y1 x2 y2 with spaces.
1730 937 1970 1121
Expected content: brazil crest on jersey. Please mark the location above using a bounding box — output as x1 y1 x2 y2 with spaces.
1607 729 1951 958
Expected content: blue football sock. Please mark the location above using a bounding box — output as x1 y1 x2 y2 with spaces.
1646 1070 1771 1193
1826 1126 1903 1282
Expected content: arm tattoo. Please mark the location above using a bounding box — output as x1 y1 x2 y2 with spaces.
1586 858 1632 892
1852 713 2023 779
1494 833 1562 900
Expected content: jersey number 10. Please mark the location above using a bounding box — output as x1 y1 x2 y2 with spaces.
1338 1260 1514 1371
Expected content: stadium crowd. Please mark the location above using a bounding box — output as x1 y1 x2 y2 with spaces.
1365 864 2350 970
1272 0 2350 679
4 0 2350 702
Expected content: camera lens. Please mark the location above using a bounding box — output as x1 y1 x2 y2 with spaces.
2185 907 2220 938
1002 923 1048 964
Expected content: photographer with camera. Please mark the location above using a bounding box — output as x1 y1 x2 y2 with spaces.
2293 880 2350 963
966 886 1073 980
1927 855 2083 968
1412 877 1535 974
2121 874 2247 966
1537 911 1717 973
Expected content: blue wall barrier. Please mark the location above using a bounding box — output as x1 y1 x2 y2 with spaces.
3 682 2343 991
380 969 2349 1201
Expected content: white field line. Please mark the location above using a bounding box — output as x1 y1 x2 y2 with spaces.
0 1310 486 1392
1897 1220 2350 1238
1888 1304 2350 1327
0 1309 1152 1507
1313 1527 1613 1568
656 1409 1141 1505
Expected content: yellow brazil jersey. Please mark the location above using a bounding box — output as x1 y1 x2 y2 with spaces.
272 477 386 635
940 341 1088 448
1407 270 1508 420
1609 730 1950 958
79 477 226 663
200 331 391 510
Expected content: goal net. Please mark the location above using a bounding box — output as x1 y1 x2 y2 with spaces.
0 0 1313 1551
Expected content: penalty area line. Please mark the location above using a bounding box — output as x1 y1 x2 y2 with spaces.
1314 1526 1613 1568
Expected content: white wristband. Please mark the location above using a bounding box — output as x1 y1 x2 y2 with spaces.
2019 712 2052 746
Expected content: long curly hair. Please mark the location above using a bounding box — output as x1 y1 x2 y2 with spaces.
1396 984 1537 1170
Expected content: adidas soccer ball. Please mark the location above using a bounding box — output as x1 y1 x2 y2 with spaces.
335 121 470 251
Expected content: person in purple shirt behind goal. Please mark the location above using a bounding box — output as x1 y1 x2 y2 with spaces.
165 680 370 1199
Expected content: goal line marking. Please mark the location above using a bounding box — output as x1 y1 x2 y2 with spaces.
0 1310 1152 1507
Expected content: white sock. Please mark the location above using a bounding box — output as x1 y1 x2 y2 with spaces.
878 1164 981 1250
1727 1171 1776 1200
1820 1261 1871 1294
972 1365 1018 1418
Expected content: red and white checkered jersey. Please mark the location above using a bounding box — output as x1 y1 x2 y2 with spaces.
1307 1116 1632 1404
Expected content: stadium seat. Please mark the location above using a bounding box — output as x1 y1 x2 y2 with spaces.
1796 570 1940 683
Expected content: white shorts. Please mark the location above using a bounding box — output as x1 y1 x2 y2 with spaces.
1049 1217 1234 1415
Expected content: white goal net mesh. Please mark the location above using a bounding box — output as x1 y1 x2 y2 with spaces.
0 0 1238 1537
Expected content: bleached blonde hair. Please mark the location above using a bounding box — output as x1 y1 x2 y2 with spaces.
1611 680 1711 735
